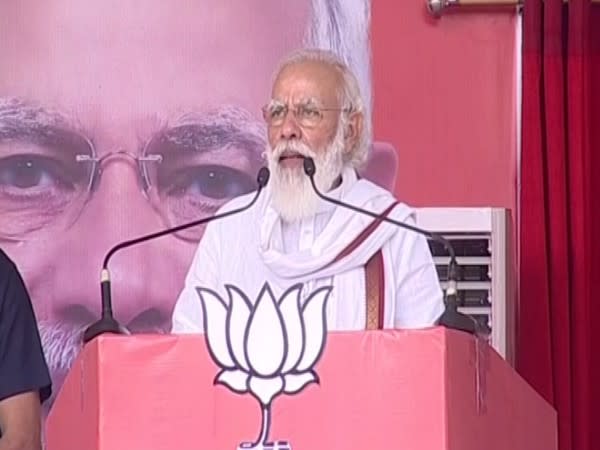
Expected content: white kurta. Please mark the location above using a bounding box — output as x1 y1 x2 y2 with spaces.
171 167 444 332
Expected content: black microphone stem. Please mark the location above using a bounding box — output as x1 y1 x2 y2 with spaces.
302 157 477 335
83 167 270 343
101 194 262 270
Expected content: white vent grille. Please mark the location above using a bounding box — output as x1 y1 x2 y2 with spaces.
415 207 515 364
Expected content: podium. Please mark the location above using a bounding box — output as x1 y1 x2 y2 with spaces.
45 328 557 450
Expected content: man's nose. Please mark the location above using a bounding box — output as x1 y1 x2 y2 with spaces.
49 160 191 332
279 110 303 141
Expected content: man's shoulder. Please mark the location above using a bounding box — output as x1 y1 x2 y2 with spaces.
0 248 15 273
0 249 32 315
0 249 52 404
353 178 415 221
0 249 18 301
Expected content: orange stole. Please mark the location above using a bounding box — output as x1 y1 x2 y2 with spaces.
328 200 399 330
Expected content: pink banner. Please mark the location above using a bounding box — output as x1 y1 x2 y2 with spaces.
0 0 518 428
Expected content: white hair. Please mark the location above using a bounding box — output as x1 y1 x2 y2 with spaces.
273 48 369 168
303 0 372 167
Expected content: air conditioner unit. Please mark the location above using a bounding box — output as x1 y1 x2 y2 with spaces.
414 207 515 365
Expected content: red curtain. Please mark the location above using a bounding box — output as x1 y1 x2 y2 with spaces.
591 6 600 449
518 1 598 449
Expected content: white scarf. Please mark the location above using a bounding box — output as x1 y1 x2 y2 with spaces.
258 167 413 329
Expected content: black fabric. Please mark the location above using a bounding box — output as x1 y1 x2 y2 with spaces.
0 249 52 404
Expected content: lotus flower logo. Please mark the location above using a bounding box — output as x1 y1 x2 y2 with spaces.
197 282 332 450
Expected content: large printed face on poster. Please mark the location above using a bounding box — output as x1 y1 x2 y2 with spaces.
0 0 396 413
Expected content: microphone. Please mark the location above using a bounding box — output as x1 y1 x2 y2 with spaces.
302 157 477 334
82 167 271 343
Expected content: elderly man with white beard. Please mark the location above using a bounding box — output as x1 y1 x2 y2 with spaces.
171 49 444 332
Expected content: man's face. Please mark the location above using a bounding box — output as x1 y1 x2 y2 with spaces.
264 61 362 221
266 61 344 167
0 0 309 409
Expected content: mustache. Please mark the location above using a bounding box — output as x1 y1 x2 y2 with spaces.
39 321 85 374
38 321 167 415
270 140 316 161
39 321 168 378
38 321 85 414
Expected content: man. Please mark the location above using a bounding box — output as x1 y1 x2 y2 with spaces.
0 250 51 450
0 0 397 413
172 50 444 332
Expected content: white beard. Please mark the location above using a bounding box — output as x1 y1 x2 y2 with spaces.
267 126 346 222
38 321 164 414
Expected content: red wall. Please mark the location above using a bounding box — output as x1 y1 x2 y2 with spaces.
371 0 518 210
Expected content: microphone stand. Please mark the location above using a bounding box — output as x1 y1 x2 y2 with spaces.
82 167 271 343
302 157 477 334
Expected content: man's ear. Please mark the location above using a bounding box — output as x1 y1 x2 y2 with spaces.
357 141 399 191
343 111 363 156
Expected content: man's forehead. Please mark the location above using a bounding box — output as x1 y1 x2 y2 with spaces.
0 97 265 145
0 0 310 35
0 0 311 121
0 0 311 72
272 62 342 104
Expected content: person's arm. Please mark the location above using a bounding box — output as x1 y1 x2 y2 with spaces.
390 213 445 328
0 392 42 450
171 219 221 333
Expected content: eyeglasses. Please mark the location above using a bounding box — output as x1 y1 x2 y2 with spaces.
261 101 349 128
0 128 260 242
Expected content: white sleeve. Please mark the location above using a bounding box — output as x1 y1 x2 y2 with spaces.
390 213 445 329
171 222 220 334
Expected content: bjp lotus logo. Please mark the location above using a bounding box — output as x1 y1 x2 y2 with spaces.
197 282 332 450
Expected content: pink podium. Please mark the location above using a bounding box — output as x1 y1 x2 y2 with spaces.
45 328 557 450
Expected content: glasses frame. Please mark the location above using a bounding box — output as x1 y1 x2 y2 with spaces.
261 101 350 129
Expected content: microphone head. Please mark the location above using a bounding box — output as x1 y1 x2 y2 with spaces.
303 157 316 177
257 167 270 188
